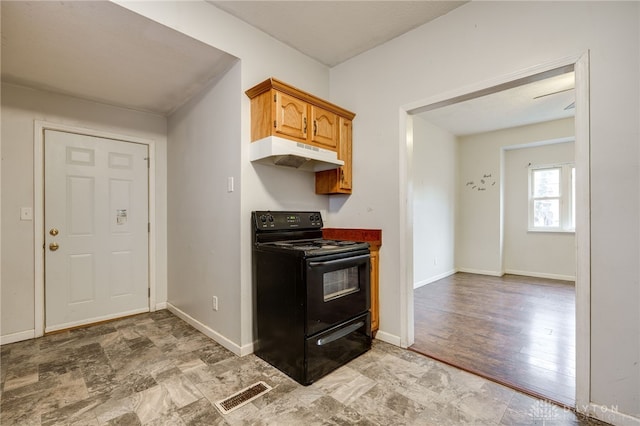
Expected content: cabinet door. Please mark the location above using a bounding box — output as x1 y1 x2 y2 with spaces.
315 117 352 195
311 105 338 149
370 249 379 333
274 91 308 141
338 118 352 191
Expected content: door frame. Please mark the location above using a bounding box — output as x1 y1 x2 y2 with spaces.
399 52 591 410
34 120 157 337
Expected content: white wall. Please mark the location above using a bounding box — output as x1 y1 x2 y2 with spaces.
455 126 503 275
0 83 168 339
2 0 333 354
330 1 639 419
116 1 333 352
412 116 456 288
457 118 575 276
413 116 575 286
166 63 243 349
504 140 575 280
5 0 636 419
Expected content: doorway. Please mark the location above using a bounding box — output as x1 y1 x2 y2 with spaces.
34 122 158 336
401 54 591 409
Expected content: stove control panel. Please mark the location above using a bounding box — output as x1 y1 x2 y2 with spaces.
253 211 323 230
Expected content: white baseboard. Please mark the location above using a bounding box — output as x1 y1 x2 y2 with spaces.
155 302 168 310
414 269 457 289
167 303 248 357
374 330 401 347
456 267 504 277
582 403 640 426
504 269 576 282
1 329 35 345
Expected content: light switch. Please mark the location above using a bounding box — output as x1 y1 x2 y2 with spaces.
227 177 234 192
20 207 33 221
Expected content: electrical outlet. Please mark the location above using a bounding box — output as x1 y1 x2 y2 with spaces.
212 296 218 311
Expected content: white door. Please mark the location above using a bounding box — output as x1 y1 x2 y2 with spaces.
44 130 149 332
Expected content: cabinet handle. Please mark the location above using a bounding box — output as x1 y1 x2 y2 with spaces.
313 120 317 136
303 117 307 134
340 169 344 182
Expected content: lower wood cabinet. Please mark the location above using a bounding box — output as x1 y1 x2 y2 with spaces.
369 246 380 334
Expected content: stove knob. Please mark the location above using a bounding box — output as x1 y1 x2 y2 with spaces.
309 214 315 222
268 215 274 222
314 214 321 222
259 215 267 223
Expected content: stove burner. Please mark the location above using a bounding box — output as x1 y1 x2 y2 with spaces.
321 240 358 247
268 239 361 253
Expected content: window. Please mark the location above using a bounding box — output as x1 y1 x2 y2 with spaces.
529 163 575 232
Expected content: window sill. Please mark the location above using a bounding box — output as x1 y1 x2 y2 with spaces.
528 228 575 234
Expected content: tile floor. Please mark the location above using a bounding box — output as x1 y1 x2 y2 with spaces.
0 310 609 425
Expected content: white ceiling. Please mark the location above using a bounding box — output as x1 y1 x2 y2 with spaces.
1 1 574 133
1 1 463 116
208 1 467 67
1 1 238 115
414 71 576 136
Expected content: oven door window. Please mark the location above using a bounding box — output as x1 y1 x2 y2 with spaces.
323 266 359 301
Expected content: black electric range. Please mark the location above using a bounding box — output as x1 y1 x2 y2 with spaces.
251 211 372 385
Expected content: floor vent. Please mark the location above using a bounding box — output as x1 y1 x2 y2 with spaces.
214 381 272 414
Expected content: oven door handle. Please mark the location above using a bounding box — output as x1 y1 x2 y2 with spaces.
308 254 370 268
316 321 365 346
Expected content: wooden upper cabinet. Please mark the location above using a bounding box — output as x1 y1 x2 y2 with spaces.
246 78 355 194
310 106 338 150
315 117 352 194
338 118 353 191
246 78 354 149
274 91 308 141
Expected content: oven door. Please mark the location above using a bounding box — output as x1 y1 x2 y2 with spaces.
305 252 370 336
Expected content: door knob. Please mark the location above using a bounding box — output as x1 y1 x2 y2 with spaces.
49 242 59 251
49 228 59 236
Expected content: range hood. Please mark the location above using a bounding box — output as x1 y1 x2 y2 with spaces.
249 136 343 172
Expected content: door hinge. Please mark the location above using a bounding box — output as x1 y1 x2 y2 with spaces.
274 93 277 102
148 222 151 233
145 157 150 169
273 120 277 128
148 288 151 298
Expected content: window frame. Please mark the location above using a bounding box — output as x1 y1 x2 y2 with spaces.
528 162 575 233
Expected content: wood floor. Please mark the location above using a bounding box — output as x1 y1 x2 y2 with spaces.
410 272 576 407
